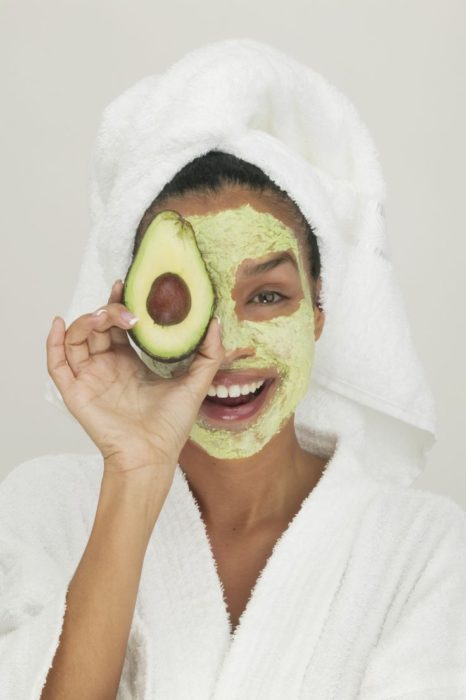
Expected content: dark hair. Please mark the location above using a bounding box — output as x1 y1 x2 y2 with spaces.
133 149 321 289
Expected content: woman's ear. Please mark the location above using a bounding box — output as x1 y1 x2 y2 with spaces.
313 276 325 341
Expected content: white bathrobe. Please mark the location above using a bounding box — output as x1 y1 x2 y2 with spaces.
1 401 465 699
1 38 465 698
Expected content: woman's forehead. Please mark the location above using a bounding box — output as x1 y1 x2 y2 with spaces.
183 204 302 271
148 185 307 248
136 186 311 284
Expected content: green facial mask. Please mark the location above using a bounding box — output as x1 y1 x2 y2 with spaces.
184 203 316 459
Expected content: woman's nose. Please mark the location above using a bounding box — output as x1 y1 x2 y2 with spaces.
220 344 256 367
214 300 256 362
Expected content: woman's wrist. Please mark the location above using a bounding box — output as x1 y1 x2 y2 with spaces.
99 463 174 539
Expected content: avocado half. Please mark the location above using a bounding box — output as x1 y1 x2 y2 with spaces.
123 209 216 378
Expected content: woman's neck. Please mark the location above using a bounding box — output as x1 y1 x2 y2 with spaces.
178 417 328 537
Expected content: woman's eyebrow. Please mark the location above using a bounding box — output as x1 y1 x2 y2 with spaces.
240 251 298 277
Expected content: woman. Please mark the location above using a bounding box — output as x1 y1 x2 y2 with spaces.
1 39 465 699
125 155 328 634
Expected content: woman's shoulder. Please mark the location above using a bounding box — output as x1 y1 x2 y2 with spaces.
373 482 465 522
0 453 105 640
360 481 466 560
0 452 104 548
1 451 103 498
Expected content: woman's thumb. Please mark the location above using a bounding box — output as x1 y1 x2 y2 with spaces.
187 316 225 392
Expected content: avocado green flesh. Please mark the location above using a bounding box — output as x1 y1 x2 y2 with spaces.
123 210 215 362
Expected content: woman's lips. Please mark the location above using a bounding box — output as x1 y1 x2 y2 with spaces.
210 370 277 388
199 378 276 426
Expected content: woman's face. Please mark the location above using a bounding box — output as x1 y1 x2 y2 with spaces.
150 186 324 459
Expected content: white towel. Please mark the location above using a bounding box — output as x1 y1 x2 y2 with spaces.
44 37 436 488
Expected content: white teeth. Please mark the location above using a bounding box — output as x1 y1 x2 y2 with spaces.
207 379 266 398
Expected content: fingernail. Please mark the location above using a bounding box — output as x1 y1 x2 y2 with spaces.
214 314 221 327
92 308 107 317
120 310 139 326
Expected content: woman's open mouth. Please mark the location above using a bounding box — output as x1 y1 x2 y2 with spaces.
199 377 276 426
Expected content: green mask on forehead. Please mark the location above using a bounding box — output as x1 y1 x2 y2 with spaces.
184 203 316 459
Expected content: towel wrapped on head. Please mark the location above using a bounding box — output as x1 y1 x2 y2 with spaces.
45 37 436 487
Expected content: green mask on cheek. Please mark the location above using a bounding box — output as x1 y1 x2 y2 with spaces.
184 204 316 459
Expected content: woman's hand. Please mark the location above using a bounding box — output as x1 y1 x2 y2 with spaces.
46 280 224 481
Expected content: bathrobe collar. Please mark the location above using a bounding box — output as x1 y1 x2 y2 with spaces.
131 408 377 698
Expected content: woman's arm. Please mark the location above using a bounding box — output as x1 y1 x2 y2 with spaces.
40 466 170 700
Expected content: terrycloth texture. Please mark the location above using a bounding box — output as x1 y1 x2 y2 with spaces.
1 416 466 699
43 37 436 487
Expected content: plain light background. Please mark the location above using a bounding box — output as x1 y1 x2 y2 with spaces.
1 0 464 507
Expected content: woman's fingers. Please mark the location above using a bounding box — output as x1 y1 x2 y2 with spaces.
47 280 135 393
64 300 138 376
87 280 130 354
108 280 133 348
186 316 225 397
46 316 75 395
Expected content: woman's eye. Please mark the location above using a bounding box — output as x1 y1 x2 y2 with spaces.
250 291 286 305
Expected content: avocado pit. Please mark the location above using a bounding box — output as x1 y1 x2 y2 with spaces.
147 272 191 326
